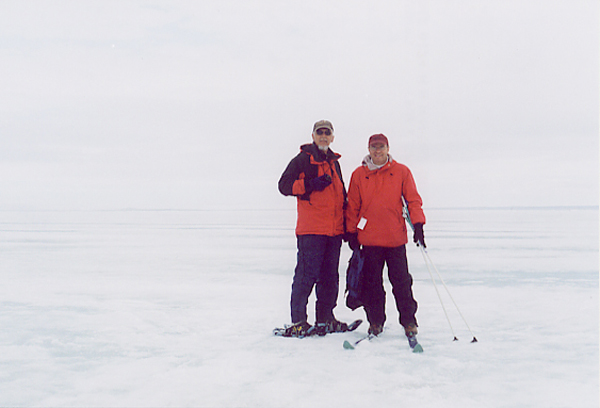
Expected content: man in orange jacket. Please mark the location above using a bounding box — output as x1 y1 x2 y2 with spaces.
277 120 350 337
345 134 426 338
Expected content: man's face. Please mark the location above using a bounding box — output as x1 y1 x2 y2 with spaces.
369 142 389 165
312 128 334 150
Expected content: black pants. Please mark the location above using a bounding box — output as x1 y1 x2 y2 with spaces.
290 234 342 324
361 245 418 328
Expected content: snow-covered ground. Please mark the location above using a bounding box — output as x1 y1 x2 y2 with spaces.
0 207 597 407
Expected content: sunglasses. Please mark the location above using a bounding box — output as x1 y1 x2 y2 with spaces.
316 129 332 136
369 144 387 150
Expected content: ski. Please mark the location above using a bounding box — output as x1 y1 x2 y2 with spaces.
407 334 424 353
344 332 424 352
343 333 375 350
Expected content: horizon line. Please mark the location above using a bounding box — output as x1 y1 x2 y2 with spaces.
0 205 597 212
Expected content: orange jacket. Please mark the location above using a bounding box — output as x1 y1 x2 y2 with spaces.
346 158 425 247
279 143 346 236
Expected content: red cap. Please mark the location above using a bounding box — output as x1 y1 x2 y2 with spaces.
368 134 389 147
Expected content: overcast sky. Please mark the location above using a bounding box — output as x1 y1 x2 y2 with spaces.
1 0 598 211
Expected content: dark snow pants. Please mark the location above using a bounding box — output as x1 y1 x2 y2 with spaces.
290 234 342 324
361 245 418 328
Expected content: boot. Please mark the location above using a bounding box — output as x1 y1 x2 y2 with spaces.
368 324 384 336
404 322 418 337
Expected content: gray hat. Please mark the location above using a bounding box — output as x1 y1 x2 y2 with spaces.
312 120 334 133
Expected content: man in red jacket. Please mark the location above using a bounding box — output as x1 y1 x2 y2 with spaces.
277 120 350 337
345 134 426 338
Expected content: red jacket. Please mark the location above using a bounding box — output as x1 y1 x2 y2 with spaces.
279 143 346 236
346 158 425 247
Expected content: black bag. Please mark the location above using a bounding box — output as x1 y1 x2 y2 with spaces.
345 248 365 310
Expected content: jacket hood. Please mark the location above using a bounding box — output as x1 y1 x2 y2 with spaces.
362 153 394 171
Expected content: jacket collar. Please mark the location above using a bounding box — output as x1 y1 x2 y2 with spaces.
301 142 341 162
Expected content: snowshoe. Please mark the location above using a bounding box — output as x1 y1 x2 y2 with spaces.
312 319 362 336
273 321 314 338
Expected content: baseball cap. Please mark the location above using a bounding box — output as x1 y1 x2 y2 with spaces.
368 134 389 146
313 120 334 133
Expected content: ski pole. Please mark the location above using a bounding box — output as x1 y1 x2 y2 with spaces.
402 199 477 343
419 245 478 343
418 244 458 341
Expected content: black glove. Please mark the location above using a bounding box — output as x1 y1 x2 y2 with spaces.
413 223 426 248
306 174 332 192
344 232 360 251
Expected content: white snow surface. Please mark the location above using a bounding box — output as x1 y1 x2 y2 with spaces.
0 207 597 407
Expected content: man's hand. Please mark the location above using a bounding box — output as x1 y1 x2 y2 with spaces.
413 223 426 248
307 174 332 192
344 232 361 251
